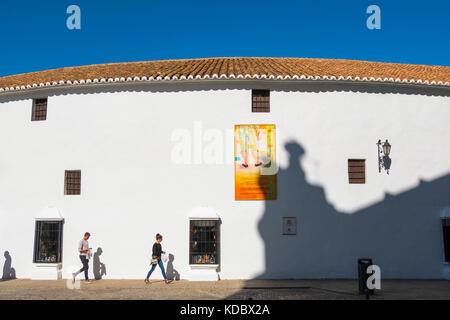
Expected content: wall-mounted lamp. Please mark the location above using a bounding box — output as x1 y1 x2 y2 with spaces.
377 139 391 174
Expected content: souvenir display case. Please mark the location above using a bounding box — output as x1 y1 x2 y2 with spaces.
33 221 63 263
190 220 219 265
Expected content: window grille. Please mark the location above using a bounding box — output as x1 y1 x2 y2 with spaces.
189 220 220 265
348 159 366 184
33 221 63 263
65 170 81 195
32 98 48 121
252 89 270 112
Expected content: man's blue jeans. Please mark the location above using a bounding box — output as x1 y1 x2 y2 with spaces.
146 259 167 280
79 255 89 280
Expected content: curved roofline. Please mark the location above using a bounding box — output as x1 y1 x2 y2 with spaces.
0 57 449 93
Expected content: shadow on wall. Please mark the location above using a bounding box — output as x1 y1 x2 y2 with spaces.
93 247 107 280
227 141 450 298
166 253 180 281
1 251 16 281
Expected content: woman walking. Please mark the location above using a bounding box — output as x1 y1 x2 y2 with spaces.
145 233 169 284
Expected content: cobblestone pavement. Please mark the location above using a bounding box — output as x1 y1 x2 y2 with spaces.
0 279 449 300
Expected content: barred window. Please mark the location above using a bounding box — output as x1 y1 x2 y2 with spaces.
65 170 81 195
190 220 220 265
32 98 48 121
443 219 450 263
348 159 366 184
252 89 270 112
33 220 63 263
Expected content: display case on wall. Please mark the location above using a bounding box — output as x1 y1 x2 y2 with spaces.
189 219 220 265
33 220 63 263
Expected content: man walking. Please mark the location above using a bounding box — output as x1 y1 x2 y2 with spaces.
72 232 93 283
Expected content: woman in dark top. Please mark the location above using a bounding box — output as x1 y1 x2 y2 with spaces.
145 233 169 284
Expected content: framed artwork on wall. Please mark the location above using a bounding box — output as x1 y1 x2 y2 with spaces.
234 124 277 200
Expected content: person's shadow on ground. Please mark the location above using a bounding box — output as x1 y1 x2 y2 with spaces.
93 247 107 280
166 254 180 281
2 251 16 281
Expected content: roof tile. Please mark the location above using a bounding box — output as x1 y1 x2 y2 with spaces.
0 57 449 91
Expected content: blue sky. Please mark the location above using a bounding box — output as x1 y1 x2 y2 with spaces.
0 0 448 77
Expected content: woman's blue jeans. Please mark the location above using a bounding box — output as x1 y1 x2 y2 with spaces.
146 259 167 280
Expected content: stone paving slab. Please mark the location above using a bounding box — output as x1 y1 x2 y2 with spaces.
0 279 449 300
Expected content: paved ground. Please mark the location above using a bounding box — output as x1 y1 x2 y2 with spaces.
0 279 449 300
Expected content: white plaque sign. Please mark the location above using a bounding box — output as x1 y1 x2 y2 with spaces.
282 217 297 235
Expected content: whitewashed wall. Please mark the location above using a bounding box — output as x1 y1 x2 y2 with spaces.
0 81 449 280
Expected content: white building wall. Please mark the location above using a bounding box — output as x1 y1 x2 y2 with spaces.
0 81 449 280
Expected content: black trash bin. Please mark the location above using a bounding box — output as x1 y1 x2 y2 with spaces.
358 258 375 295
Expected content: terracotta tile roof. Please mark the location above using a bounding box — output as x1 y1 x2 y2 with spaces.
0 57 449 92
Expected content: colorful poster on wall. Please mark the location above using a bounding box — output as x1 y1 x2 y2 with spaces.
234 124 276 200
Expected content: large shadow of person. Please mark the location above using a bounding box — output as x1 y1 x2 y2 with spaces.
93 248 107 280
2 251 16 281
226 141 450 299
257 142 340 278
166 254 180 281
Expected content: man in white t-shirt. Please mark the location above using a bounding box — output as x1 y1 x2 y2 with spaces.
72 232 92 283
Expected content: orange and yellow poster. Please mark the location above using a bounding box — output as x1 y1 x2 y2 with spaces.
234 124 277 200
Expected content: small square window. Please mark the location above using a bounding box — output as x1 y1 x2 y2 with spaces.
189 219 220 265
348 159 366 184
252 89 270 112
65 170 81 195
32 98 48 121
33 220 63 263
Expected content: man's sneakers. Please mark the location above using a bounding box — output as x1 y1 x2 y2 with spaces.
84 279 94 284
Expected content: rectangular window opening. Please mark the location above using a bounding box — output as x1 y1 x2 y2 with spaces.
32 98 48 121
65 170 81 195
189 219 220 265
348 159 366 184
33 220 63 263
252 89 270 112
